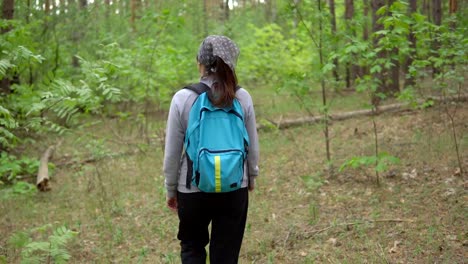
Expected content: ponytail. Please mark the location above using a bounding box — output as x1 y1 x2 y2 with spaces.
210 57 238 108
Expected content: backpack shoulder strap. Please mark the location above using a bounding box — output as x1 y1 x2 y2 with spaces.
183 82 209 190
185 83 242 94
184 82 210 95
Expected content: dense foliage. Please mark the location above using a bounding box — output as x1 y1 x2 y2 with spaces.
0 0 466 185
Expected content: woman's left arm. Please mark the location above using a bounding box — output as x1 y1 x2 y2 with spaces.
163 92 186 199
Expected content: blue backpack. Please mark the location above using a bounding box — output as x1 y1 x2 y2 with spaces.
184 83 250 193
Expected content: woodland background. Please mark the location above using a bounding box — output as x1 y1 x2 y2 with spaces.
0 0 467 263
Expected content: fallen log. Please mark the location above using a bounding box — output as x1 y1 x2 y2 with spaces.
36 140 63 191
36 146 55 191
258 94 468 130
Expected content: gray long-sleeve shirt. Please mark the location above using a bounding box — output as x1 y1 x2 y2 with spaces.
163 79 260 198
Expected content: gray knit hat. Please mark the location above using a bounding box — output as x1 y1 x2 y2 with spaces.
197 35 240 72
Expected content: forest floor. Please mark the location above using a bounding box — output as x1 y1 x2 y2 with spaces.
0 91 467 263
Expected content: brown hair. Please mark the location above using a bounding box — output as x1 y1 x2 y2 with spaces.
209 57 238 108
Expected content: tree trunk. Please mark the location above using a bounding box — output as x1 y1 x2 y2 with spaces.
1 0 14 21
388 0 399 95
449 0 457 28
318 0 332 172
328 0 339 83
224 0 229 21
422 0 431 20
433 0 442 25
449 0 457 14
403 0 417 88
45 0 50 14
360 0 370 79
371 0 386 106
344 0 354 88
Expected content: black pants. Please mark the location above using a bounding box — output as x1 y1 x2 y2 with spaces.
177 188 249 264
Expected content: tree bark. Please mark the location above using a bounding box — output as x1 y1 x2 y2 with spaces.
422 0 431 20
432 0 442 25
45 0 50 14
344 0 354 88
1 0 14 24
388 0 400 95
403 0 417 88
449 0 457 28
449 0 457 14
328 0 339 82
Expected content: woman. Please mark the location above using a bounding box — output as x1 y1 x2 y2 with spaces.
163 35 260 263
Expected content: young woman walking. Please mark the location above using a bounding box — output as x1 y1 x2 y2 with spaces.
163 35 260 263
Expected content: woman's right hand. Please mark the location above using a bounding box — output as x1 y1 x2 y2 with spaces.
166 196 178 212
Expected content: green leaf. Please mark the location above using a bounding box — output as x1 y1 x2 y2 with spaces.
322 62 335 74
370 65 382 74
8 231 32 249
376 5 388 16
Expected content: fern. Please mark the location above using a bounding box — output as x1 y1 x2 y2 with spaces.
0 105 18 148
340 152 400 173
8 231 31 250
0 46 44 79
0 152 40 185
13 46 44 65
0 106 17 133
7 225 78 264
0 45 43 150
0 59 13 77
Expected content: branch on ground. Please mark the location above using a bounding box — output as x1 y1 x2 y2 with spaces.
258 94 468 130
